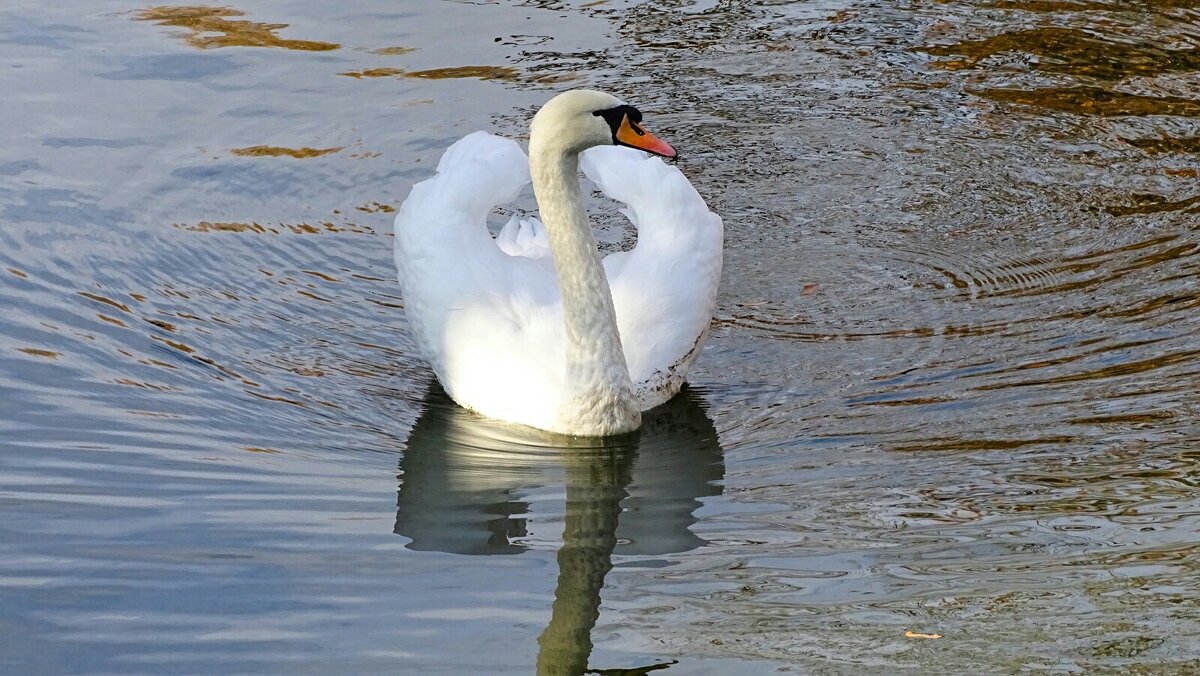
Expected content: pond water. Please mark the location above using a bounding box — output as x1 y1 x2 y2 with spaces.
1 0 1198 673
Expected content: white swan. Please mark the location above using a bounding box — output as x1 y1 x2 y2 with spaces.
394 90 723 436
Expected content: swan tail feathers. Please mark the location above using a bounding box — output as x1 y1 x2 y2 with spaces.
496 214 522 254
497 215 551 259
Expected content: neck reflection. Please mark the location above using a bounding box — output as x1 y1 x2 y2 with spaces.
394 385 725 674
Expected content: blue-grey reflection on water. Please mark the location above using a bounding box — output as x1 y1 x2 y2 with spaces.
396 386 724 673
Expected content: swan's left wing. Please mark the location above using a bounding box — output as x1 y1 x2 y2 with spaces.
395 132 565 416
581 146 724 405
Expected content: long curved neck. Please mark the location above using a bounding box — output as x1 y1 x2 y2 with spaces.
529 138 638 433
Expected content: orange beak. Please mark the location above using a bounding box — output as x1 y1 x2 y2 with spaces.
615 115 677 158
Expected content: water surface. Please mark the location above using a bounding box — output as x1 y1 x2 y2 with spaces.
1 0 1197 673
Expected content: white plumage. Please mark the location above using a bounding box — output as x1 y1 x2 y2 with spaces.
394 91 723 436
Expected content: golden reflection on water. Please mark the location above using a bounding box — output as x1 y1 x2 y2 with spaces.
134 6 339 51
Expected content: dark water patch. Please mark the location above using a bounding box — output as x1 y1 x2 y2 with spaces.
168 162 355 198
98 52 242 81
43 137 145 149
0 16 91 49
0 159 40 176
1 187 133 227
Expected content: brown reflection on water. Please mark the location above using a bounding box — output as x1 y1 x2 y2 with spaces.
339 66 519 81
976 86 1200 117
134 6 339 51
983 0 1200 8
922 28 1200 80
172 220 375 235
1106 192 1200 216
893 435 1075 452
916 4 1200 123
981 233 1200 298
980 0 1118 9
1122 136 1200 154
230 145 342 159
355 201 395 214
339 67 407 79
17 347 61 359
77 291 132 314
1068 411 1176 425
975 348 1200 390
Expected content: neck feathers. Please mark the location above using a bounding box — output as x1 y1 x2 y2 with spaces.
529 142 640 434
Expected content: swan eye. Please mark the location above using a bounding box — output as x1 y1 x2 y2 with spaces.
593 105 642 137
593 104 675 157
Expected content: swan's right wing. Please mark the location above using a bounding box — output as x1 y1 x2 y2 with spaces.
582 146 724 405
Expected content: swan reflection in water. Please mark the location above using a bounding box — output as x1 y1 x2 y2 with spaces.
394 385 725 675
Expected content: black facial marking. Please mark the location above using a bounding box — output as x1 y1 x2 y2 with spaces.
593 104 643 142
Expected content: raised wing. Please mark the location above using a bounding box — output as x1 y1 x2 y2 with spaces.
582 146 724 403
394 132 564 417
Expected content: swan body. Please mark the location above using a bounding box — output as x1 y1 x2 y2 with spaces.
394 90 722 436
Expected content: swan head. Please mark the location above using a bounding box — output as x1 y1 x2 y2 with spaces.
530 89 677 159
